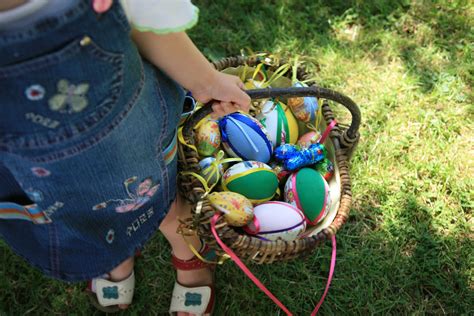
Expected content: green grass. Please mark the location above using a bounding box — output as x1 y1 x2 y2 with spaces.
1 0 473 315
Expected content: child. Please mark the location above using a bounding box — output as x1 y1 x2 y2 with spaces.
0 0 250 315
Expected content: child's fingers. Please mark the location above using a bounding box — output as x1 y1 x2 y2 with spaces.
233 78 251 111
211 101 238 119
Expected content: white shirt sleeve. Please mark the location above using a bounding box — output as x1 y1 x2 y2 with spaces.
119 0 199 34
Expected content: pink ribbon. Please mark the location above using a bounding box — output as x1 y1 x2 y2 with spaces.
319 120 337 144
243 215 261 235
312 235 337 315
211 213 337 315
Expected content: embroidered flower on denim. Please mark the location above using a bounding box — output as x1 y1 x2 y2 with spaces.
92 177 160 213
106 229 115 244
25 188 44 203
48 79 89 113
31 167 51 177
25 84 45 101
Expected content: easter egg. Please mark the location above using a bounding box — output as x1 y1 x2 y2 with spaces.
208 192 254 227
256 100 299 147
199 157 224 186
314 158 334 181
222 161 278 204
244 79 266 89
284 168 331 225
269 161 291 182
219 112 273 163
195 116 221 157
287 82 319 123
297 131 322 148
245 201 306 241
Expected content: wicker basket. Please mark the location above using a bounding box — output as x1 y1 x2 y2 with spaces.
177 55 361 264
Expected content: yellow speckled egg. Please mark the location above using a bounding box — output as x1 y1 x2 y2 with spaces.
195 116 221 157
208 192 254 226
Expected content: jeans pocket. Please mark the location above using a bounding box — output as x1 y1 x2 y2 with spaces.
0 35 124 152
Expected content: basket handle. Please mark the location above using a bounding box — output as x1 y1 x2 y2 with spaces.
182 86 361 144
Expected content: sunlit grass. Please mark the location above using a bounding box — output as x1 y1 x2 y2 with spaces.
1 0 472 315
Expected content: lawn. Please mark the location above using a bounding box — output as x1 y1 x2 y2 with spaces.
1 0 472 315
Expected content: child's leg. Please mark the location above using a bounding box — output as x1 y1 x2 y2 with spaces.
160 197 200 260
108 256 135 310
159 195 213 287
107 195 212 312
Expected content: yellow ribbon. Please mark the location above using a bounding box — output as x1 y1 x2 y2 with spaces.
240 63 250 82
177 126 198 153
179 151 242 265
181 234 230 265
181 171 212 197
180 150 242 196
264 63 291 88
202 150 242 188
291 55 299 84
246 63 267 86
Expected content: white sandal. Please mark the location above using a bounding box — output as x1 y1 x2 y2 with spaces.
169 244 216 315
86 270 135 313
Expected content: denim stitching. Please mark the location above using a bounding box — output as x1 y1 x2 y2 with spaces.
110 2 131 33
0 2 89 45
13 62 144 163
64 200 171 281
0 37 124 77
48 223 60 278
0 40 124 150
154 71 170 203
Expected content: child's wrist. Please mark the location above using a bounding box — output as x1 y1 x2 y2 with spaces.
189 67 218 98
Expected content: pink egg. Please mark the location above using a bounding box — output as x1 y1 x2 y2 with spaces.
244 201 306 241
297 131 322 148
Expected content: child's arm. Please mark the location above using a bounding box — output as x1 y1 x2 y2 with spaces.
131 30 250 117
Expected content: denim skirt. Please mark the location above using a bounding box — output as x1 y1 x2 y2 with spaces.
0 0 184 281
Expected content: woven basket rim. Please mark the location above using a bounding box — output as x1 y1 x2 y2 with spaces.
177 55 361 263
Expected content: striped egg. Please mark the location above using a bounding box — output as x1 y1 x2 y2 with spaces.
256 100 299 147
284 168 331 225
219 112 273 163
244 201 306 241
222 161 278 204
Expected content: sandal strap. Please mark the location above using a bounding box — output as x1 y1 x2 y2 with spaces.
169 282 214 315
91 271 135 307
171 244 217 271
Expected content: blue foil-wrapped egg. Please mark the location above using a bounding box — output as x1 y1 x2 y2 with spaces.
275 143 326 171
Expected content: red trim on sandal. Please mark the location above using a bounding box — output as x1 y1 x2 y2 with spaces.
170 244 216 315
171 244 215 271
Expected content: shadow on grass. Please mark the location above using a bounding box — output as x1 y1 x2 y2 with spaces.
0 1 472 315
190 0 407 59
0 187 471 315
328 190 472 315
192 0 471 97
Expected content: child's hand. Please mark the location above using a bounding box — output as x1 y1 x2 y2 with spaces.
131 31 250 117
191 71 251 118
